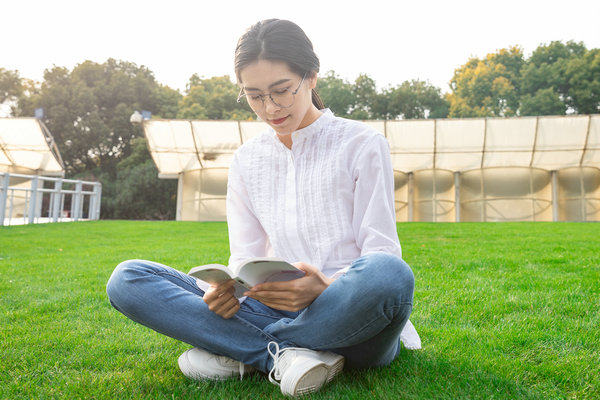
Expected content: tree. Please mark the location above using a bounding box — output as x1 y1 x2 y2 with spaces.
566 48 600 114
519 41 587 115
448 46 524 117
373 80 449 119
112 138 177 220
178 75 254 120
12 59 182 219
18 59 179 175
0 68 22 116
316 71 354 117
351 73 377 119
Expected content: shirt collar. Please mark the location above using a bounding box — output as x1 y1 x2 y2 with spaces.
269 108 334 148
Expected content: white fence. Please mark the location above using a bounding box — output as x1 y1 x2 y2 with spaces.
0 172 102 226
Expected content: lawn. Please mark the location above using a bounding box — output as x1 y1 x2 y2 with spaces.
1 221 598 399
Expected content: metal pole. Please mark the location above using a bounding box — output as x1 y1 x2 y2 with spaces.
28 176 39 224
90 182 101 220
551 170 558 222
407 172 414 222
0 173 9 226
73 181 83 221
454 171 461 222
95 183 102 220
176 173 183 221
51 179 62 222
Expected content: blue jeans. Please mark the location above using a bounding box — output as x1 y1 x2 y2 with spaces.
106 252 414 373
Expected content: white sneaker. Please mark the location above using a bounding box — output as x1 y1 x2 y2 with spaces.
268 341 344 396
178 347 255 381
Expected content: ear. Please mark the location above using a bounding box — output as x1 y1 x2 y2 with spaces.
307 71 318 90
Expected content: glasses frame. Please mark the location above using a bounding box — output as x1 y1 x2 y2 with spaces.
237 73 307 109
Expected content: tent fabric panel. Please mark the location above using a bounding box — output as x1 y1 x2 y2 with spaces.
530 116 588 170
180 169 228 221
363 121 385 134
191 121 241 151
557 167 600 221
581 116 600 168
535 115 588 151
386 120 434 153
240 121 268 142
412 169 456 222
485 117 537 152
436 119 486 152
393 170 409 222
435 119 485 170
391 153 433 173
145 120 199 174
375 120 435 172
482 118 536 168
0 118 63 174
459 168 553 222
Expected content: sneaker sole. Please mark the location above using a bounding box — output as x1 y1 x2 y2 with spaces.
281 352 344 396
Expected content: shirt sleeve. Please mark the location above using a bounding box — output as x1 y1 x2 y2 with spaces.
226 153 271 267
351 134 403 259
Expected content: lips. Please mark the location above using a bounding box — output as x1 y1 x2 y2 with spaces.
270 116 288 125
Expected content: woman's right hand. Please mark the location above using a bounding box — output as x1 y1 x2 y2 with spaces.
203 279 240 319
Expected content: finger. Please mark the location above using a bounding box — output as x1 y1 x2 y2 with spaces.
212 279 236 292
206 289 235 310
221 300 241 319
205 280 236 301
251 279 302 292
253 299 299 312
215 296 240 318
245 290 293 302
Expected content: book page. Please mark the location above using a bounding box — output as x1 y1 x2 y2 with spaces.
188 265 232 284
237 259 305 287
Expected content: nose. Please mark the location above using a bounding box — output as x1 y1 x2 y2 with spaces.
264 95 281 114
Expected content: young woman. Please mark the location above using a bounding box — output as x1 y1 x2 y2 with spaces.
107 19 418 397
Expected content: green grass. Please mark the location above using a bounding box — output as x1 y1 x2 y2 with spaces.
1 221 599 399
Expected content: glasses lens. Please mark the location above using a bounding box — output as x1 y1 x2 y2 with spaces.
271 89 294 108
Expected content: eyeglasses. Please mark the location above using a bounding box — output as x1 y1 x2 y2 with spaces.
237 73 307 109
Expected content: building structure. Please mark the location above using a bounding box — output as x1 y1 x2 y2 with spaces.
142 114 600 222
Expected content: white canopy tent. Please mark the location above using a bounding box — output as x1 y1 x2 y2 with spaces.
0 118 64 176
0 118 101 225
143 114 600 222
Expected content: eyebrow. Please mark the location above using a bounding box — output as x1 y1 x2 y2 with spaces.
243 78 292 92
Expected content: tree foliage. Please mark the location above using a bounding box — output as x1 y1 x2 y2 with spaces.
0 68 22 115
316 71 355 117
449 41 600 116
18 59 181 175
316 71 448 120
448 46 524 117
373 80 449 120
112 138 177 220
178 75 254 120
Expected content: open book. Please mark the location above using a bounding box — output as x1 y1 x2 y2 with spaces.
188 257 305 298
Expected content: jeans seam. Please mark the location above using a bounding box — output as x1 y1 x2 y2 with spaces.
237 309 291 320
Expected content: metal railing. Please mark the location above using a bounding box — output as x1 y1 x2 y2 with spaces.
0 172 102 226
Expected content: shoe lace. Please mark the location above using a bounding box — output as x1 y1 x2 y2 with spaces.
267 341 305 386
216 354 247 380
238 362 246 380
268 341 283 386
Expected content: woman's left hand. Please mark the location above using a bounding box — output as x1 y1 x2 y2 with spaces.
243 262 333 311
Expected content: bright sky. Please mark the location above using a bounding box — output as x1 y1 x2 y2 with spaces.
3 0 600 95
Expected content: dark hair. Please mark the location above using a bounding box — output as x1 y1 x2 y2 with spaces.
234 19 325 110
